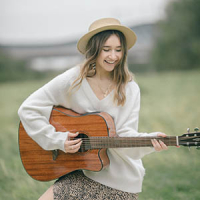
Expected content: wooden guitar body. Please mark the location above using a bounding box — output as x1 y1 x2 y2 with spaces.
19 107 116 181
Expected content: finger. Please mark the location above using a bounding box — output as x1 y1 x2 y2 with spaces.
71 141 82 152
68 132 79 139
68 141 82 153
64 139 81 152
151 139 162 151
67 138 82 146
159 140 168 150
64 139 82 153
157 132 167 137
152 138 169 151
65 137 82 153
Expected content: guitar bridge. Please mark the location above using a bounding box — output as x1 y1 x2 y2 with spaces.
52 150 58 160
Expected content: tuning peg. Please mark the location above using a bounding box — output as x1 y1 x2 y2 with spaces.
187 128 190 133
194 127 199 132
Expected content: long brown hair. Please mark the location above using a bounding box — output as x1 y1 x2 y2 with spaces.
70 30 133 106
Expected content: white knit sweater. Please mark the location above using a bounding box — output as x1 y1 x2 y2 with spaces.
18 65 157 193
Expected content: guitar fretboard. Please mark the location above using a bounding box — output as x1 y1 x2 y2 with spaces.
80 136 178 150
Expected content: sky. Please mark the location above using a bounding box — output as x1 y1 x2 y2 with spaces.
0 0 171 45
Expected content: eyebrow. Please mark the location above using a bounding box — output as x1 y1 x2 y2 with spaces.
103 46 122 48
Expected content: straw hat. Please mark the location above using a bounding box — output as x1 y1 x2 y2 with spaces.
77 18 137 54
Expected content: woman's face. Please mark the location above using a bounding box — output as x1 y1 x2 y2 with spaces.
96 34 123 73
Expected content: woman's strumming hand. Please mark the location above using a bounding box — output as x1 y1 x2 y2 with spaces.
64 132 82 153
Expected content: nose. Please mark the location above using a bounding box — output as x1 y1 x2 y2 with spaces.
109 50 118 60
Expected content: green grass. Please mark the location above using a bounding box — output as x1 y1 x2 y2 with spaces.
0 70 200 199
0 79 55 200
137 70 200 200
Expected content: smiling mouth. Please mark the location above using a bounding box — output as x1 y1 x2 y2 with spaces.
105 60 116 64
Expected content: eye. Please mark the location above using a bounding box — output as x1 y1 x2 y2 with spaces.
103 49 110 52
116 49 122 52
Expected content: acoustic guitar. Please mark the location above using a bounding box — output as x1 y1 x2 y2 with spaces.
19 106 200 181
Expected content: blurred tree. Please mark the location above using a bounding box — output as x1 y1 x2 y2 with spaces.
151 0 200 70
0 51 27 82
0 50 46 82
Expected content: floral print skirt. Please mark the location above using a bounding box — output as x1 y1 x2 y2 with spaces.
53 170 138 200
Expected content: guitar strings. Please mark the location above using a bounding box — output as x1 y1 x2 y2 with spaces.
74 137 177 148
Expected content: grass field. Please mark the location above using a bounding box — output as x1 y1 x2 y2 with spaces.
0 70 200 200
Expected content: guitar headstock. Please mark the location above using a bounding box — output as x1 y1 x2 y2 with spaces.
179 127 200 149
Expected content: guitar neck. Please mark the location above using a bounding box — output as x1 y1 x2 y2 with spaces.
83 136 178 150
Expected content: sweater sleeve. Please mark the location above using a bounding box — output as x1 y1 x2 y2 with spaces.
18 67 78 152
116 82 157 159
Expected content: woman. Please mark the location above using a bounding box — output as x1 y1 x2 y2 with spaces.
18 18 168 200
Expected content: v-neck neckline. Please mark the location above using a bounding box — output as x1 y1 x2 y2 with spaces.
83 78 114 102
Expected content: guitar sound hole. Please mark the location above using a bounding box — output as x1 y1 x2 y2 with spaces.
75 133 90 152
